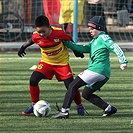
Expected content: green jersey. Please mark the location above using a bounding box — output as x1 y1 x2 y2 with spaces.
64 32 128 78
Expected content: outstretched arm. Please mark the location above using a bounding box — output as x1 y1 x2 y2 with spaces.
18 38 34 57
71 39 84 58
63 40 91 53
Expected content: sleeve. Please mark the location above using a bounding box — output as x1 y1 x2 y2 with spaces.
32 33 36 43
63 40 91 53
32 31 39 43
61 31 72 40
104 39 128 64
22 38 34 48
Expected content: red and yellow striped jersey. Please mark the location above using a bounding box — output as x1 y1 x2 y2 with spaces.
32 27 72 65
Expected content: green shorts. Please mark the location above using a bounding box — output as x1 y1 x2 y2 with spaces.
86 77 109 91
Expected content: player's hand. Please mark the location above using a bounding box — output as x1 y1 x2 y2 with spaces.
120 64 127 70
18 46 26 57
73 50 84 58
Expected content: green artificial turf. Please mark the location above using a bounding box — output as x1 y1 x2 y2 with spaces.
0 52 132 133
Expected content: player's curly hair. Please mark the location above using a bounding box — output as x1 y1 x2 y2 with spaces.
35 15 50 27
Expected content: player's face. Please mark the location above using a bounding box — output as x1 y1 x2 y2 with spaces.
36 26 52 38
88 27 100 38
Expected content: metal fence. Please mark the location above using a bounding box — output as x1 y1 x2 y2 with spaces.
0 0 133 42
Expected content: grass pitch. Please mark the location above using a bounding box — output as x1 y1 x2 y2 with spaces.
0 51 133 133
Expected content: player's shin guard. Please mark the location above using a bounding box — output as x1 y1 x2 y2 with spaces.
30 85 40 103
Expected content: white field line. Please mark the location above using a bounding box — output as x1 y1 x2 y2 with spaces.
0 57 133 61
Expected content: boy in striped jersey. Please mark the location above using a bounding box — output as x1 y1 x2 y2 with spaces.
18 15 85 116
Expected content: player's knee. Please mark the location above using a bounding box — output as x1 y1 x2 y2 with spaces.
30 71 44 86
82 87 93 101
82 92 93 101
82 91 89 100
30 76 38 86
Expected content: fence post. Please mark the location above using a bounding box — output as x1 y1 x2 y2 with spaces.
73 0 78 43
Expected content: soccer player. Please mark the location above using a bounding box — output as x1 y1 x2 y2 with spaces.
18 15 85 116
52 16 128 119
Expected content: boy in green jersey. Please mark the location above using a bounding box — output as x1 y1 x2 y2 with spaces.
52 16 128 119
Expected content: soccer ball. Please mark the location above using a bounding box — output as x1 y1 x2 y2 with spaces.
33 100 51 117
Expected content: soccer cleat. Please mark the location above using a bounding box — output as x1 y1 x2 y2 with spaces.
76 105 85 116
22 104 34 116
52 111 69 119
102 106 117 117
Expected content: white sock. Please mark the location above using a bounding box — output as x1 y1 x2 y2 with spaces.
61 108 70 113
105 105 111 112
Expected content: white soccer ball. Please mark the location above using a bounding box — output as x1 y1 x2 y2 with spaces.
33 100 51 117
